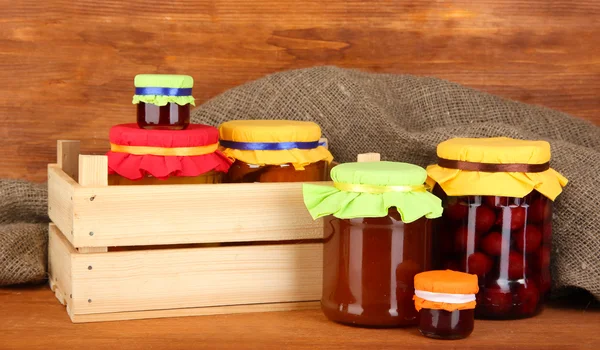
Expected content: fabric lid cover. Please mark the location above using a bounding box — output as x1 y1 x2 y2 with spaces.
107 123 231 180
413 270 479 312
132 74 195 106
427 137 568 200
303 161 442 222
218 120 333 170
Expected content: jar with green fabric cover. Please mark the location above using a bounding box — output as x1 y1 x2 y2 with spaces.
303 161 443 327
133 74 195 130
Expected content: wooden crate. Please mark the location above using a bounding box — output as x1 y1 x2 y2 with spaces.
48 140 330 323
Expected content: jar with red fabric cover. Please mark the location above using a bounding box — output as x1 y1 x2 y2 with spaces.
427 137 568 320
107 124 232 185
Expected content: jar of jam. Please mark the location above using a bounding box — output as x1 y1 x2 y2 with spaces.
218 120 333 183
414 270 479 340
427 137 568 319
303 161 443 327
133 74 195 130
107 123 232 185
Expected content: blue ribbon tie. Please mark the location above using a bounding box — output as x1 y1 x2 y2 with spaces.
219 140 320 151
135 87 193 96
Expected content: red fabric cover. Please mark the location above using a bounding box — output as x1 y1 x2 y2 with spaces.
107 123 232 180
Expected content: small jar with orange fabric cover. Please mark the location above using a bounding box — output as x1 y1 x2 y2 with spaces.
414 270 479 340
218 120 333 183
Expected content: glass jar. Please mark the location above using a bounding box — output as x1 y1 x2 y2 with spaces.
427 137 568 320
418 309 474 340
133 74 195 130
137 102 190 130
303 161 443 328
432 190 552 319
322 211 430 327
414 270 478 340
219 120 333 183
107 124 232 184
226 160 328 183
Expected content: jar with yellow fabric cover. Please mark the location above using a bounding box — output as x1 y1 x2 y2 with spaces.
426 137 568 320
303 162 443 327
219 120 333 182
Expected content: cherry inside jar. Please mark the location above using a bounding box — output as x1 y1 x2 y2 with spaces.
432 187 552 319
321 209 431 327
137 102 190 130
418 308 474 340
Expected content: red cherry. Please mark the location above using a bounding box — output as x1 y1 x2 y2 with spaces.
537 246 551 269
536 270 552 294
496 206 526 231
465 252 493 276
514 225 543 253
443 259 462 272
481 284 513 315
529 198 552 223
508 251 526 280
475 206 496 233
542 222 552 243
515 281 540 316
454 225 480 253
481 232 504 256
445 202 468 221
484 196 512 208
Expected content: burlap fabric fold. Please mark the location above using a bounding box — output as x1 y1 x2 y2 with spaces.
192 66 600 299
0 180 49 286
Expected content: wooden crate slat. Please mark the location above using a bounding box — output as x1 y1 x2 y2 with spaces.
68 241 322 315
69 301 320 323
72 181 326 247
48 165 77 243
57 140 80 181
78 155 108 187
48 224 74 308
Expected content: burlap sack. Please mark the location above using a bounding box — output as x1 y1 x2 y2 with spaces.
192 66 600 299
0 179 49 286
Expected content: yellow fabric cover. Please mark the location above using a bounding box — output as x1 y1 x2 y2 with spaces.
426 137 568 200
218 120 333 170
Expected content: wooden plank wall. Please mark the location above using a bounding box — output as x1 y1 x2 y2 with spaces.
1 1 598 182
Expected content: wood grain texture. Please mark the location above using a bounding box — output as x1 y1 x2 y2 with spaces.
0 1 599 182
0 286 598 349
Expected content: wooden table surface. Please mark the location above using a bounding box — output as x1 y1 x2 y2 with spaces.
1 285 598 349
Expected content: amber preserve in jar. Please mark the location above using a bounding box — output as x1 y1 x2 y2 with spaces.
303 161 443 327
133 74 195 130
427 138 568 320
414 270 479 340
218 120 333 183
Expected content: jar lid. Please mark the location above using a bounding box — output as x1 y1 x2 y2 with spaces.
303 161 443 222
413 270 479 312
132 74 195 107
427 137 568 200
218 120 333 170
107 124 231 180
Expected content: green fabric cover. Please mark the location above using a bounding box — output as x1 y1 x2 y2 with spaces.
303 161 443 222
132 74 195 106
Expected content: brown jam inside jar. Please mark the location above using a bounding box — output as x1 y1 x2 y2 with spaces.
137 102 190 130
321 209 431 327
431 186 551 320
225 160 328 183
418 308 474 340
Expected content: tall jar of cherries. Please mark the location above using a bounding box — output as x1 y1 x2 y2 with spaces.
427 137 568 319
